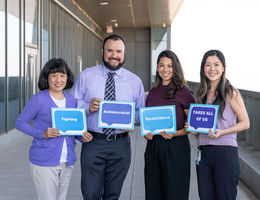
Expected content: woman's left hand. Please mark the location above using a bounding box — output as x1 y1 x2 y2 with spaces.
160 131 174 139
208 129 223 139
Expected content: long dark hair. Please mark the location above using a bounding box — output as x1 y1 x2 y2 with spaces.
38 58 74 90
196 50 234 118
154 50 187 99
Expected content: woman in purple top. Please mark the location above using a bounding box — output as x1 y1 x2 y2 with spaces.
16 58 91 200
144 50 195 200
195 50 250 200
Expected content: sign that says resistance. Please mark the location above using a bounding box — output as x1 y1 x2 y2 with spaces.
139 105 176 136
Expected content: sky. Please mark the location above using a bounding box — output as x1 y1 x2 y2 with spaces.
171 0 260 92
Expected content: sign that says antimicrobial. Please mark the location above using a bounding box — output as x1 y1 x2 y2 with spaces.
98 101 135 129
51 108 87 135
139 105 176 136
187 104 219 134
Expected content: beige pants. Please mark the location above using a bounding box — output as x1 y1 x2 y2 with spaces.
30 162 73 200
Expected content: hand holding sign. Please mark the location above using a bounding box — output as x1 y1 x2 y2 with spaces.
89 98 102 113
160 131 175 139
42 127 60 138
187 104 219 134
144 132 154 140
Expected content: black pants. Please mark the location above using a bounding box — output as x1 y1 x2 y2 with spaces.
196 145 240 200
80 134 131 200
145 135 191 200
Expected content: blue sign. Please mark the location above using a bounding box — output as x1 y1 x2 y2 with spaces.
98 101 135 129
51 108 87 135
139 106 176 136
187 104 219 134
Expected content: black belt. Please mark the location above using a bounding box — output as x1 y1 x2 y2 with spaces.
89 131 128 141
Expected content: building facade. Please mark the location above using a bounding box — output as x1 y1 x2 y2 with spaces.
0 0 172 135
0 0 103 135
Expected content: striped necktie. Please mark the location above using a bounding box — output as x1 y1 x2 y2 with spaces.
103 72 116 135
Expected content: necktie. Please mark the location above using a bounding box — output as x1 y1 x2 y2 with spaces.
103 72 116 135
104 72 116 101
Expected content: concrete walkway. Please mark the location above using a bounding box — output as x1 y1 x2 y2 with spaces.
0 129 259 200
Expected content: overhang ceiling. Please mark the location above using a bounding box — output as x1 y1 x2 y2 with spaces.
74 0 184 30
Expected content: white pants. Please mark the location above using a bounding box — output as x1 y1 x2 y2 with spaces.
30 162 73 200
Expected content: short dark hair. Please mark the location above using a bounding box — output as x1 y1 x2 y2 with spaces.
38 58 74 90
102 34 126 50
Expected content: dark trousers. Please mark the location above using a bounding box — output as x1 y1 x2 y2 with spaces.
196 145 240 200
80 134 131 200
145 135 191 200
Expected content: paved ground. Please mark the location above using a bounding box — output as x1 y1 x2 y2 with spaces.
0 128 259 200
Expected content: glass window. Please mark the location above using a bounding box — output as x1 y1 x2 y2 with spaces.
42 0 49 65
0 0 6 134
50 2 57 57
25 0 38 44
7 0 20 130
151 28 167 83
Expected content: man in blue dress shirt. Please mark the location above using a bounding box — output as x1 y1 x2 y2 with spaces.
71 34 145 200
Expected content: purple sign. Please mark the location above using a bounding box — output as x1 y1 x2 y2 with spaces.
98 101 135 129
187 104 219 134
101 103 132 125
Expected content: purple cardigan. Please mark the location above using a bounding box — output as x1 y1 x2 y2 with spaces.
16 89 78 167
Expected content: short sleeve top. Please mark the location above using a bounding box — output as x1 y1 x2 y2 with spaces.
146 84 195 130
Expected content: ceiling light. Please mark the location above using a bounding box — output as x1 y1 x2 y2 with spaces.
162 23 166 28
100 2 109 6
111 19 117 22
114 23 118 27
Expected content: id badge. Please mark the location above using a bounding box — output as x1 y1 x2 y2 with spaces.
195 149 201 165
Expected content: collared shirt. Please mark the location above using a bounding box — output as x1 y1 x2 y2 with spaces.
70 64 145 134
